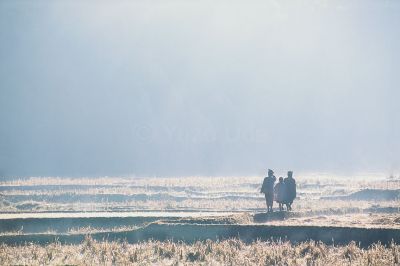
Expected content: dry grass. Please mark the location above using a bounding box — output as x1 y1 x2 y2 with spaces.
0 176 399 264
267 213 400 229
68 225 140 234
0 237 398 265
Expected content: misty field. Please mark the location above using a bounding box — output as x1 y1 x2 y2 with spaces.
0 175 399 265
1 175 399 213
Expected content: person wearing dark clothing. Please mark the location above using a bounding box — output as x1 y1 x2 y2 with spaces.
260 169 276 212
274 177 287 211
284 171 296 211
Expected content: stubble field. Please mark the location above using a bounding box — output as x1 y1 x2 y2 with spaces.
0 174 399 265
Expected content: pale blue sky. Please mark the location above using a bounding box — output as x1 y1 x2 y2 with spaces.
0 0 399 177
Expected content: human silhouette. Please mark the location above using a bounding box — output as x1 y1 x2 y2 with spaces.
274 177 287 211
260 169 276 212
284 171 296 211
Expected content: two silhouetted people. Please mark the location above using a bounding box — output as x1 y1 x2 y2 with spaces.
261 170 297 212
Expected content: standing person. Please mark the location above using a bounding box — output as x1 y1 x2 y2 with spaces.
284 171 296 211
260 169 276 212
274 177 287 211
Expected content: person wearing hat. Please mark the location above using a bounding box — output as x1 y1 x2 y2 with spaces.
260 169 277 212
284 171 296 211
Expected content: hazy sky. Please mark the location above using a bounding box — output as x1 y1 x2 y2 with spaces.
0 0 399 177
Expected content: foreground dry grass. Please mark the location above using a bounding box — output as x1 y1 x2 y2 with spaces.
0 237 399 265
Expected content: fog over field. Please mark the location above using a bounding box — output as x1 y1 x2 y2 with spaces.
1 2 400 265
1 0 400 178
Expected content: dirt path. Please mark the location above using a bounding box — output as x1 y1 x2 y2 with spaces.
0 211 236 219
